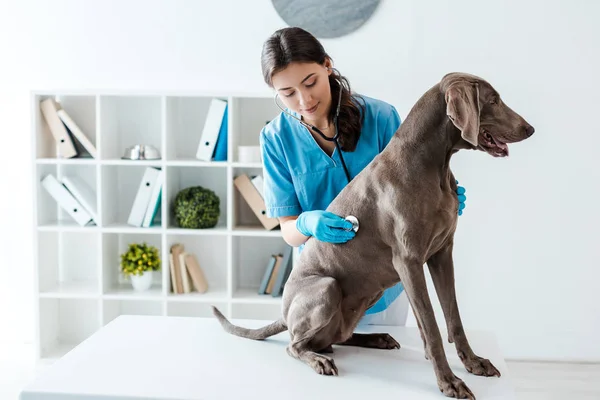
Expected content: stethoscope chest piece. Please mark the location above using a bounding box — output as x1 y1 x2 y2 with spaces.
344 215 359 233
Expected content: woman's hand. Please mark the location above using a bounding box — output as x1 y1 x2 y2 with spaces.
296 210 356 243
456 180 466 215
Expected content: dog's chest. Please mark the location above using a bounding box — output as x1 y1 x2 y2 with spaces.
427 191 458 255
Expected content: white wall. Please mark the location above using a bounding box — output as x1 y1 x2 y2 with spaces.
0 0 598 361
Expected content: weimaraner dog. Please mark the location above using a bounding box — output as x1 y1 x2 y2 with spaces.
212 72 535 399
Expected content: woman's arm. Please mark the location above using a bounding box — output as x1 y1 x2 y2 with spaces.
279 215 310 247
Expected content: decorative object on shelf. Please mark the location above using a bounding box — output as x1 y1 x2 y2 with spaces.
120 242 161 291
271 0 381 39
237 146 261 163
121 144 161 160
172 186 221 229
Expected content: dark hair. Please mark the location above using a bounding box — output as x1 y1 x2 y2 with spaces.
261 27 365 152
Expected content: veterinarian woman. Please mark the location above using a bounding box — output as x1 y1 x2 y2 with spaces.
259 27 467 326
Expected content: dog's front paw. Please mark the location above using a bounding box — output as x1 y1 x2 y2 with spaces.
372 333 401 349
309 354 338 376
438 374 475 399
459 352 501 377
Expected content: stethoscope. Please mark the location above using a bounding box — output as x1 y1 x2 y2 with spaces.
273 75 359 234
274 76 352 184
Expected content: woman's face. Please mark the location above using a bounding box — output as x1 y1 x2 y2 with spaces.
272 61 333 125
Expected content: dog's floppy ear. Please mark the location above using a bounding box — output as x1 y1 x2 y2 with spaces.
445 81 480 147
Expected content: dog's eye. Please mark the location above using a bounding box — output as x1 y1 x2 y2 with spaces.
490 98 498 105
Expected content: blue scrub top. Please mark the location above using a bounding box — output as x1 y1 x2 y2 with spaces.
259 94 405 317
260 95 401 219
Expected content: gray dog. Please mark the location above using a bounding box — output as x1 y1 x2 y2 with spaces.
212 72 534 399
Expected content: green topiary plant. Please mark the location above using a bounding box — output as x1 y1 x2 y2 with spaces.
120 242 161 277
172 186 220 229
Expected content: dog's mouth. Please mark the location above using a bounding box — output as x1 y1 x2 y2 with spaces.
479 130 509 157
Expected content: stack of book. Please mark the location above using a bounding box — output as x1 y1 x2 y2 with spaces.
40 98 97 159
127 167 164 228
258 245 294 297
169 243 209 294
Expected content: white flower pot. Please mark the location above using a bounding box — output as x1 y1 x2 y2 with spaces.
130 270 153 291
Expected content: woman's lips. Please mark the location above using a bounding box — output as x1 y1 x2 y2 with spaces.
304 103 319 114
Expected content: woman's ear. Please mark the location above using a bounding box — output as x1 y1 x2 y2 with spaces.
324 59 333 74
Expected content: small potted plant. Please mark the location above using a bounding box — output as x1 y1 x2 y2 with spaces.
120 242 161 291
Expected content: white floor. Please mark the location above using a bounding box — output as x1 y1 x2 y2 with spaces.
4 342 600 400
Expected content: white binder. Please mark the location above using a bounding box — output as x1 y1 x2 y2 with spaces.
41 174 93 226
57 109 98 158
62 175 99 224
39 98 78 158
141 169 164 227
127 167 161 227
196 99 227 161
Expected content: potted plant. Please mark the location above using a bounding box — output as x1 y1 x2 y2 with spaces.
120 242 161 291
172 185 220 229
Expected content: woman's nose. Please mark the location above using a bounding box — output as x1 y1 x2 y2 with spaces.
298 90 312 107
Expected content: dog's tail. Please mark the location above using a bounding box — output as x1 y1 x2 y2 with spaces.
211 306 287 340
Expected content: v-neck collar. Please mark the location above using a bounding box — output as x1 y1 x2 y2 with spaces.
290 108 338 161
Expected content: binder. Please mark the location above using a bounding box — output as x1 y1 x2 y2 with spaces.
57 109 98 158
141 169 164 227
233 174 280 230
196 99 227 161
40 98 78 158
62 175 99 224
212 104 228 161
41 174 93 226
251 175 264 198
127 167 161 227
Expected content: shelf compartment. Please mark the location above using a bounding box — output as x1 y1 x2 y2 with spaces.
165 234 228 297
165 96 229 162
230 97 279 162
232 236 289 296
36 163 98 227
38 298 100 359
99 95 162 160
232 165 277 231
165 166 228 229
34 94 97 160
101 165 164 228
37 231 100 296
101 232 164 296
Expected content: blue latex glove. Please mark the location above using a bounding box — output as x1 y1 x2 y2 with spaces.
296 210 356 244
456 180 466 216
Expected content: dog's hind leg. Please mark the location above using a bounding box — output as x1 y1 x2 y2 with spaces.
317 344 334 354
337 333 400 349
428 243 501 378
287 339 338 375
285 276 342 375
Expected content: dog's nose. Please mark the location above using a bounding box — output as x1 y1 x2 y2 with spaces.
525 125 535 137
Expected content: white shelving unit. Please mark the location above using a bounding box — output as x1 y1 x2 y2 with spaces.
32 91 292 361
